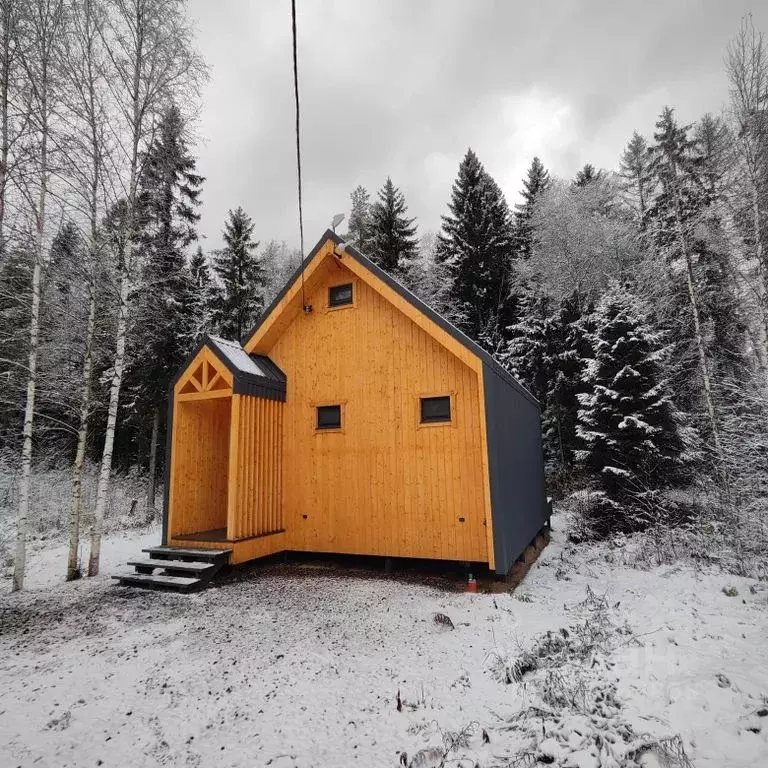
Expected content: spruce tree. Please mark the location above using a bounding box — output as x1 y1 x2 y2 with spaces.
577 282 687 537
48 222 83 297
404 232 463 325
574 163 602 187
187 245 215 343
346 185 372 252
439 149 517 347
514 156 550 259
645 106 737 450
543 293 593 477
117 104 204 496
619 131 650 220
212 206 265 340
123 103 203 464
501 290 551 404
39 223 88 454
694 115 746 382
695 114 731 200
368 177 418 274
503 287 594 491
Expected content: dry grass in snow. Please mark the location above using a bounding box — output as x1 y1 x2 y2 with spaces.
0 461 156 575
1 513 767 767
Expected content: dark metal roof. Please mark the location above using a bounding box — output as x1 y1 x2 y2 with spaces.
206 336 286 401
241 229 538 407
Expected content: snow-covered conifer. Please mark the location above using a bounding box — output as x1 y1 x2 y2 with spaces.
501 290 551 405
619 132 650 219
439 149 517 348
368 177 418 274
123 103 204 515
212 206 265 340
574 163 602 188
542 293 594 477
576 281 688 536
514 156 550 259
187 245 216 343
346 185 372 253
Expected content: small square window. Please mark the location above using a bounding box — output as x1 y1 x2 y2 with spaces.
316 404 342 430
420 396 451 423
329 283 353 307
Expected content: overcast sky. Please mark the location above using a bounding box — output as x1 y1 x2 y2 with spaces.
186 1 768 253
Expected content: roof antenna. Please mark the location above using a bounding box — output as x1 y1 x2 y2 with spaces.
331 213 344 233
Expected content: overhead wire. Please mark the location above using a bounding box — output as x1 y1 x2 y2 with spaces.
290 0 307 310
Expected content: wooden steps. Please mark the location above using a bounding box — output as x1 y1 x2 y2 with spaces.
114 572 200 591
128 558 216 573
144 546 230 560
113 545 231 591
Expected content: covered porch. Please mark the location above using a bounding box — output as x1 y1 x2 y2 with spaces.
165 336 288 564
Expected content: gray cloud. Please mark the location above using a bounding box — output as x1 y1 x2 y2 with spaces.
188 0 767 253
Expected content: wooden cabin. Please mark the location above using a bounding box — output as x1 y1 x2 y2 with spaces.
161 230 548 575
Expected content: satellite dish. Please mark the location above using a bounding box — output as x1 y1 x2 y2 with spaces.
331 213 345 232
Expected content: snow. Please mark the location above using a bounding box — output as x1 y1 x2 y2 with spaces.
1 518 767 767
208 335 266 376
2 526 160 591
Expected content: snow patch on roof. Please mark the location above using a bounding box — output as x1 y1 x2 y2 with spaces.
208 335 265 377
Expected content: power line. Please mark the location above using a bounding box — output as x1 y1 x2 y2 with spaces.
290 0 306 309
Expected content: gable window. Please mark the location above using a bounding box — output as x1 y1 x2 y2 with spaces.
420 395 451 424
329 283 353 308
316 404 342 430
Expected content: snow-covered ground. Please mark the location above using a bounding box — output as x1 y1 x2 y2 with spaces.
1 517 767 767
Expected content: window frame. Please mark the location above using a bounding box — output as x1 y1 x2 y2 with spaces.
313 401 345 434
417 393 455 427
327 281 355 310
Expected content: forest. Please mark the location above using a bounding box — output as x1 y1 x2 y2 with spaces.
1 0 767 592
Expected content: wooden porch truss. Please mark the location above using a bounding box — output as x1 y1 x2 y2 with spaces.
176 346 233 401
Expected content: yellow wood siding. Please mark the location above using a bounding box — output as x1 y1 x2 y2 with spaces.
263 256 490 563
168 397 231 537
228 394 284 540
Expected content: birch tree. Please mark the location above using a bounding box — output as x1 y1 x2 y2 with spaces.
59 0 111 580
87 0 204 576
12 0 65 592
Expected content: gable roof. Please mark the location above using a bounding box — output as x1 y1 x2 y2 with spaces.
242 229 537 407
191 335 286 401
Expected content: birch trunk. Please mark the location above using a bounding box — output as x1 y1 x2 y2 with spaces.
87 267 128 577
0 1 11 252
87 0 141 578
12 0 59 590
681 246 723 455
145 406 159 522
13 259 42 592
672 193 723 457
67 282 96 580
13 123 48 593
65 0 105 581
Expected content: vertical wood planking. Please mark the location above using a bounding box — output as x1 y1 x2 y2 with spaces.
169 398 230 538
264 256 490 563
225 393 284 540
226 394 241 539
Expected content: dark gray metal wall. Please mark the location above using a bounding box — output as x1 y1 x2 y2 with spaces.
483 362 548 575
